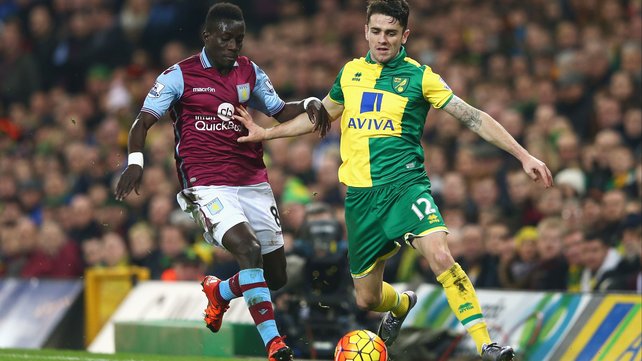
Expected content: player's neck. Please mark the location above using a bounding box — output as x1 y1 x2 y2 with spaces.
217 66 233 76
211 61 234 75
205 52 234 75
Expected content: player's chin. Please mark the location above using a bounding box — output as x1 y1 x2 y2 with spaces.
222 60 235 68
373 53 392 63
219 56 237 67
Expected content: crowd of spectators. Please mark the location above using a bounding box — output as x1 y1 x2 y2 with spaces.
0 0 640 295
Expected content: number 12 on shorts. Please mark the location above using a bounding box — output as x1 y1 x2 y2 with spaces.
411 197 436 220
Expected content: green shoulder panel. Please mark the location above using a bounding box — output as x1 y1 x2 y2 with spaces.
328 65 346 104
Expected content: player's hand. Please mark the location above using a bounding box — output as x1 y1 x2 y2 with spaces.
522 155 553 188
115 165 143 201
235 106 268 143
306 99 332 137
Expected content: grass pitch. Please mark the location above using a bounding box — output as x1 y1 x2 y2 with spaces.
0 349 266 361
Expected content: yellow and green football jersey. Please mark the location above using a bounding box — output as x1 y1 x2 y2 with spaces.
328 47 453 187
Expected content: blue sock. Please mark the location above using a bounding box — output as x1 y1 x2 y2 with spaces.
217 273 241 302
239 268 280 346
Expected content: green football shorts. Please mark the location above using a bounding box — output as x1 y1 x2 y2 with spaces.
345 175 447 278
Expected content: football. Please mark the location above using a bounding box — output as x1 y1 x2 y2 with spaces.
334 329 388 361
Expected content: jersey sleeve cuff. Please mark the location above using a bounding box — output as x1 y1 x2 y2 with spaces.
328 95 344 105
141 108 162 119
268 100 286 117
435 93 454 109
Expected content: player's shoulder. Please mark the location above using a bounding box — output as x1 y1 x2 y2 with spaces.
176 54 201 68
234 56 257 74
400 55 431 74
347 57 370 68
339 57 369 75
236 55 252 67
158 54 198 76
235 56 260 80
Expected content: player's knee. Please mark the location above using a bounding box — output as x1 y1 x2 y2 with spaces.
234 240 262 266
355 293 381 311
431 249 455 273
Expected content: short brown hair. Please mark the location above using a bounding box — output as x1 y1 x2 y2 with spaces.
367 0 410 29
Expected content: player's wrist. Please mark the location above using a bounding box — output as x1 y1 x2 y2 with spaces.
264 127 274 140
516 149 532 164
128 152 144 168
303 97 320 110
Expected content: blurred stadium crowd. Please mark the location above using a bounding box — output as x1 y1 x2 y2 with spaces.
0 0 640 297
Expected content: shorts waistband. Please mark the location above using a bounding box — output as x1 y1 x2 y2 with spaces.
346 173 427 193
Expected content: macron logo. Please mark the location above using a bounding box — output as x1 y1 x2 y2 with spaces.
258 309 268 315
193 87 216 93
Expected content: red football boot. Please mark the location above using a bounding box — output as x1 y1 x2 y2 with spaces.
267 336 293 361
201 275 229 333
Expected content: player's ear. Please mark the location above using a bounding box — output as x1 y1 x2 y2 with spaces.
202 31 209 42
364 24 369 41
401 29 410 44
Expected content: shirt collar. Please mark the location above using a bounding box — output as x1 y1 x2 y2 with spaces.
200 47 239 69
365 46 407 68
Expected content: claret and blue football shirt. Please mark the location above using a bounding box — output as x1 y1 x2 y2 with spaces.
141 48 285 188
328 47 453 187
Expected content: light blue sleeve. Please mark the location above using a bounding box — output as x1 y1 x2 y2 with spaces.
247 62 286 117
141 64 184 119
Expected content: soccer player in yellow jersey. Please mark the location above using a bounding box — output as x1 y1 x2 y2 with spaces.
235 1 553 360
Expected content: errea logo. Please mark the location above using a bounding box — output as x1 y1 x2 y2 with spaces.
193 87 216 93
352 72 362 81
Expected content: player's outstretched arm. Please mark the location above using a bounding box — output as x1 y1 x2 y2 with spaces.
442 95 553 187
235 105 314 142
236 96 342 142
115 112 158 200
274 97 333 137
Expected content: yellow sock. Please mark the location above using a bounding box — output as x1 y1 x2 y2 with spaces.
391 292 409 317
437 263 491 354
372 282 409 317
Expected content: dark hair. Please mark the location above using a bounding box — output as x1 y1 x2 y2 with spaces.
367 0 410 29
205 2 244 30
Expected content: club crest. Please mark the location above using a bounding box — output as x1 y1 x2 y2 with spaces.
392 77 409 93
206 198 224 216
237 83 250 103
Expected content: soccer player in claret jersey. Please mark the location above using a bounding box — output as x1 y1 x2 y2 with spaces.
234 1 553 360
115 3 330 361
